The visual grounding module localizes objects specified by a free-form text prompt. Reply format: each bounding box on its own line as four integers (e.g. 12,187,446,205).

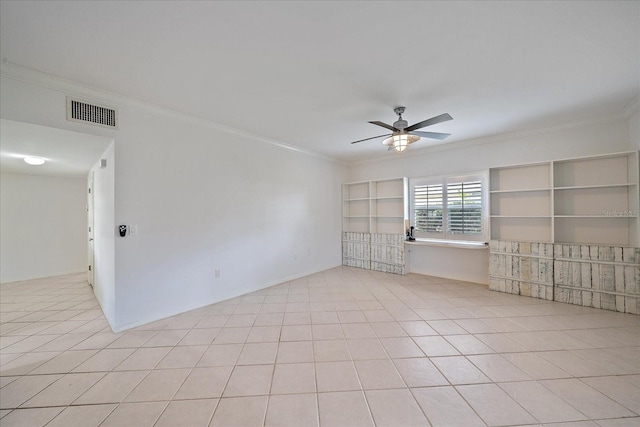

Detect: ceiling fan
350,107,453,153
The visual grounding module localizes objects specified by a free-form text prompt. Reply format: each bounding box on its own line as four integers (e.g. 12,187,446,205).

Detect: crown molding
0,61,345,165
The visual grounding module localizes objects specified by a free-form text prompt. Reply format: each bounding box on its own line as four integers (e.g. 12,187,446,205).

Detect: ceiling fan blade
369,121,399,132
409,131,451,140
349,133,392,144
404,113,453,132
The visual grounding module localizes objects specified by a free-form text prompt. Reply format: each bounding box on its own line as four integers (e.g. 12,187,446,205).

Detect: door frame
87,171,95,287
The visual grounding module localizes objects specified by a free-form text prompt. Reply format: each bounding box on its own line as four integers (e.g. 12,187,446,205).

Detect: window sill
404,239,489,250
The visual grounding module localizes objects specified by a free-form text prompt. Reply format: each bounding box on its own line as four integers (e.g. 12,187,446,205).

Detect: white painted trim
405,239,489,250
0,61,344,165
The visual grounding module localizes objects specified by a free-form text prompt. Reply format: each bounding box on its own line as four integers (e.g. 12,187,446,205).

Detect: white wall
113,108,345,330
348,118,632,284
407,245,489,284
629,106,640,151
90,143,116,325
0,173,87,283
1,68,346,331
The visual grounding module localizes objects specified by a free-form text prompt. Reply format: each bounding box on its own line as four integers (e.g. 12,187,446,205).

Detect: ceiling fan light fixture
352,107,452,152
24,156,46,166
384,133,420,153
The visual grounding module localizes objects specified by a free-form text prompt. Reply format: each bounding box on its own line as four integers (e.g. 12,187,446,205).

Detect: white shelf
554,183,637,190
489,151,639,246
405,239,488,250
490,188,551,194
342,177,408,235
490,191,551,217
371,178,405,199
553,150,637,164
342,181,369,201
555,215,638,218
553,152,637,187
490,217,552,243
554,216,633,246
490,163,551,192
490,161,553,242
491,215,552,218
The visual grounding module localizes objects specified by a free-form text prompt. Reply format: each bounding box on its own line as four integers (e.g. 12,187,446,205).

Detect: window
447,180,483,235
414,183,443,233
410,172,488,242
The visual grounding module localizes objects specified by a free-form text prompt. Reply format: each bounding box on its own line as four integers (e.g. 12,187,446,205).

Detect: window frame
409,171,489,243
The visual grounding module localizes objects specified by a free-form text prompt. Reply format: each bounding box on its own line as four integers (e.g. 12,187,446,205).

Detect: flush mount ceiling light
24,156,46,165
350,107,453,153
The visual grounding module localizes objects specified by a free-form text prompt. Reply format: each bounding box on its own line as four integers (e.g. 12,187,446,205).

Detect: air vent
66,97,118,129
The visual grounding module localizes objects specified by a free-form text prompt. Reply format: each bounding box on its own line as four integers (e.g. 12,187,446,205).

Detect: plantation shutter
414,183,443,233
446,180,483,235
410,173,487,242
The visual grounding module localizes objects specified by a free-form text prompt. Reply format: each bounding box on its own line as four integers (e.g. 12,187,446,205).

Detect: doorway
0,119,113,284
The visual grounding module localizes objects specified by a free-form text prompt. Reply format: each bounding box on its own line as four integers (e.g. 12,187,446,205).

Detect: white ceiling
0,1,638,162
0,120,112,177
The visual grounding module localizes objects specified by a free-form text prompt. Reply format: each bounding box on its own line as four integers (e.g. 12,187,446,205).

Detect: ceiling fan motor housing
393,119,408,131
393,106,407,130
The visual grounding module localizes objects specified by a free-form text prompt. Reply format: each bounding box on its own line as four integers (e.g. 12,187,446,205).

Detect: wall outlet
215,269,220,278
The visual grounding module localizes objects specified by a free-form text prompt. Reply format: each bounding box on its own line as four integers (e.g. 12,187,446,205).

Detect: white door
87,171,94,287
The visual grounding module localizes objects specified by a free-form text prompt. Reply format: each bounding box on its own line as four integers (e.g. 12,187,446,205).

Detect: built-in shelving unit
490,161,553,243
552,152,639,246
342,178,407,274
489,151,639,246
369,178,407,234
342,181,370,234
489,151,639,314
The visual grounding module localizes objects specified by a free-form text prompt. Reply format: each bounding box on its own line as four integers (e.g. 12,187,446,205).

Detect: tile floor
0,267,639,427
